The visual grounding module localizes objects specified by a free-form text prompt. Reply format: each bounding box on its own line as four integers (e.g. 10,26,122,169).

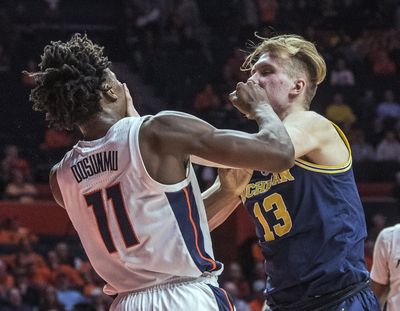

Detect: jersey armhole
53,163,66,209
294,122,352,174
132,117,191,192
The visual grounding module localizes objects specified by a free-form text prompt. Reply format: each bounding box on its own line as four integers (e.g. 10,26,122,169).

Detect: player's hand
123,83,139,117
229,81,270,119
217,168,253,196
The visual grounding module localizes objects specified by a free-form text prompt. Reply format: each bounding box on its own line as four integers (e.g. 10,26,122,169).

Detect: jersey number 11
84,183,140,253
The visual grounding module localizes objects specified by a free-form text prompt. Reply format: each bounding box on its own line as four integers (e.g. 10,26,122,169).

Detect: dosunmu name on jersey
71,151,118,183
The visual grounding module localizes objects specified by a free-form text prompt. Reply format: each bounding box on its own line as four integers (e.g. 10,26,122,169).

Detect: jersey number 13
253,193,293,241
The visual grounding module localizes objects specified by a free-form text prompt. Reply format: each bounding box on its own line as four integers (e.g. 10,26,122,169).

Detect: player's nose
247,73,259,84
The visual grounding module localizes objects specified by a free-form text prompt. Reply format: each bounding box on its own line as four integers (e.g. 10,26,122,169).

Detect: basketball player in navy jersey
212,35,380,310
28,34,294,310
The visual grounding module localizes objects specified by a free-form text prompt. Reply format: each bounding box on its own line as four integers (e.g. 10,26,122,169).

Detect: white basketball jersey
56,116,223,295
371,224,400,311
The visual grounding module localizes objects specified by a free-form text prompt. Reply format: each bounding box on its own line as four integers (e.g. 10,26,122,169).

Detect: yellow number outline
253,193,292,241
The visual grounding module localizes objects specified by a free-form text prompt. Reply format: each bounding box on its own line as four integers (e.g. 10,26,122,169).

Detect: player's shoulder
49,162,62,181
49,161,65,208
284,110,328,124
149,110,197,124
141,111,199,135
284,111,334,133
378,225,400,241
384,224,400,235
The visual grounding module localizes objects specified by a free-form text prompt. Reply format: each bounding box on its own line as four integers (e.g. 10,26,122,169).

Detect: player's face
248,52,294,115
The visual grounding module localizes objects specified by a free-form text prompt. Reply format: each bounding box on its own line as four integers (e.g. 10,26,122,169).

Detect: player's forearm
203,183,241,231
253,104,295,171
190,155,231,168
370,280,389,306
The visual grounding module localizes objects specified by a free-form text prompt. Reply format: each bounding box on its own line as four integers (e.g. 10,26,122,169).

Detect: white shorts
110,276,235,311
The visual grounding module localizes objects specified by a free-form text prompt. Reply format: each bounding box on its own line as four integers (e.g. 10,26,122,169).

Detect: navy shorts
327,287,380,311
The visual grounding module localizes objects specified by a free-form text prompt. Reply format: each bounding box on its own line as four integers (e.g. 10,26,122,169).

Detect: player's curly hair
242,34,326,109
29,33,111,130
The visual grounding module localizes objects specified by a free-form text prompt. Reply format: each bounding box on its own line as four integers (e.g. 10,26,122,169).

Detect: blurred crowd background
0,0,399,310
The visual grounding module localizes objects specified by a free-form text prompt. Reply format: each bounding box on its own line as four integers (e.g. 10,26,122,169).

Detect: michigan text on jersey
244,170,295,199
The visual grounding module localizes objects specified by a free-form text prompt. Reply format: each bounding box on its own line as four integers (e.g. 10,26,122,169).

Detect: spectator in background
225,262,251,301
221,280,250,311
40,128,74,151
54,242,75,267
0,259,14,300
43,0,61,22
174,0,202,36
81,266,108,300
257,0,279,26
54,273,87,311
348,127,375,162
241,0,259,28
4,171,37,203
0,44,10,74
38,286,64,311
369,213,388,242
192,83,221,117
11,238,45,282
372,50,396,77
0,287,32,311
13,270,41,308
371,224,400,310
248,279,268,311
376,89,400,121
375,130,400,162
1,145,31,184
251,261,265,285
223,48,249,89
0,218,34,246
324,92,357,131
90,293,113,311
392,171,400,208
356,89,377,129
46,250,84,288
330,58,355,86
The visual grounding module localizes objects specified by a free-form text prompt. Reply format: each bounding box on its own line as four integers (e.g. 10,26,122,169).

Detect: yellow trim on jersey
294,122,352,174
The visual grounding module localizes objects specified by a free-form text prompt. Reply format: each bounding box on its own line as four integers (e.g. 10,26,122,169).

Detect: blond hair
242,34,326,108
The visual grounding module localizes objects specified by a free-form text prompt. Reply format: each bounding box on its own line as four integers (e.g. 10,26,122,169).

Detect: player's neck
79,114,122,141
280,104,306,120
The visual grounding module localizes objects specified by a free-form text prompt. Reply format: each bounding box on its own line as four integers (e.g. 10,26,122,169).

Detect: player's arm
370,280,389,305
370,229,391,305
49,164,65,208
140,87,294,172
203,168,252,231
141,110,292,171
283,111,349,164
190,156,231,168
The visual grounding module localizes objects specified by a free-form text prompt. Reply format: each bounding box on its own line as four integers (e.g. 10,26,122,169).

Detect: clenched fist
229,80,270,119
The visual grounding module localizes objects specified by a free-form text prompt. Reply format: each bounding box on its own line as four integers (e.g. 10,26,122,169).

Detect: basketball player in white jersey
28,33,294,311
371,224,400,310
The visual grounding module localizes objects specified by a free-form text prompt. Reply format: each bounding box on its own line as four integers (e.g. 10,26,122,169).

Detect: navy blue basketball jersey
242,124,369,309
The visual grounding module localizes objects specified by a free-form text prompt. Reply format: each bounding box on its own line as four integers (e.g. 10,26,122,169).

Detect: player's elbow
284,139,295,165
280,144,295,170
260,140,295,172
274,147,295,172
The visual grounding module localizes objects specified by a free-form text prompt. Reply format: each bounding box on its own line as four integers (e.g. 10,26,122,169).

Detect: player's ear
289,79,305,96
101,83,118,102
